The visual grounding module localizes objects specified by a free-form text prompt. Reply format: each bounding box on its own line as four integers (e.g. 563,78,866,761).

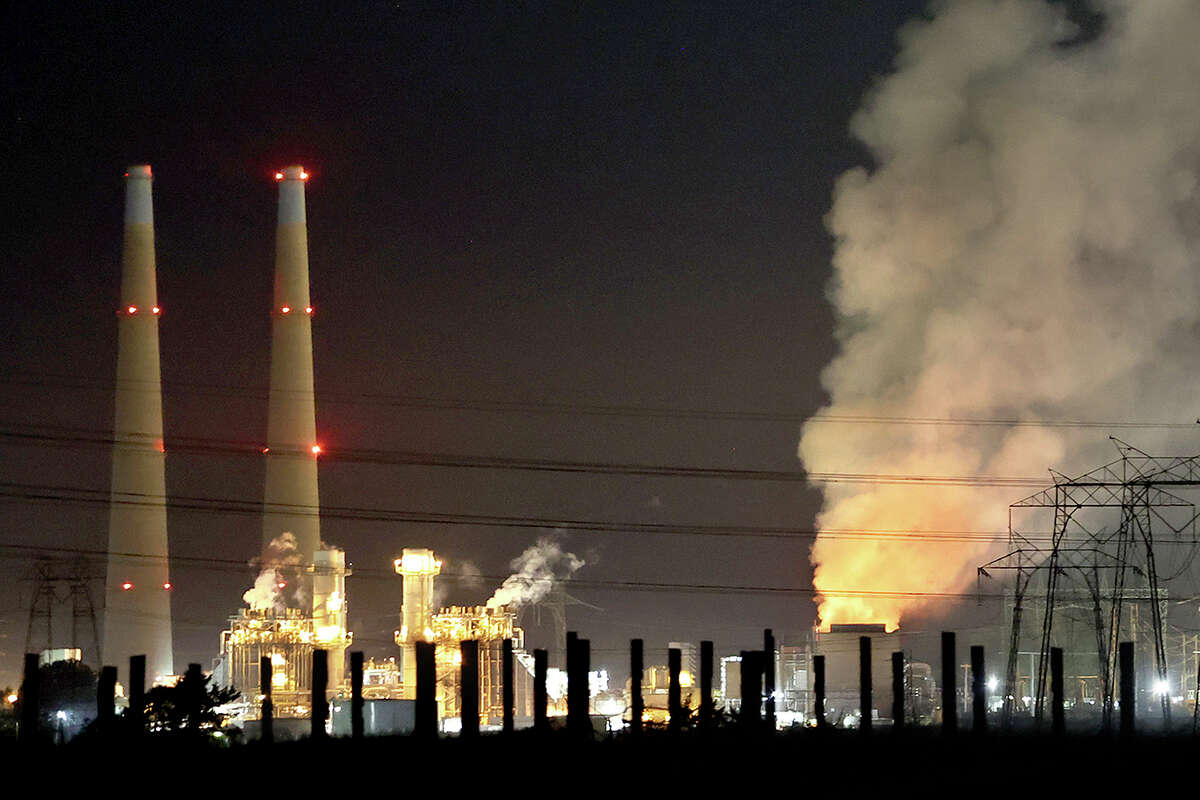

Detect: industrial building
393,548,538,728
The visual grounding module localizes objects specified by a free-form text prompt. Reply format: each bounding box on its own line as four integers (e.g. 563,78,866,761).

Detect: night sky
0,1,934,687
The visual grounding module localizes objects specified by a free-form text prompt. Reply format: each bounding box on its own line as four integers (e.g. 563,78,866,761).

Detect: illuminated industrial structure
395,548,441,697
262,165,322,582
219,547,352,718
394,550,537,726
103,164,174,681
428,605,533,724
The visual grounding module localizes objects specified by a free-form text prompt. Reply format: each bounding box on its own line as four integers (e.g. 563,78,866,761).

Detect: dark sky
0,0,931,686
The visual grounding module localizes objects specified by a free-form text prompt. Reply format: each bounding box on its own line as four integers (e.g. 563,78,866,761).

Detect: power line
0,540,1018,600
0,421,1054,487
0,479,1056,544
3,369,1196,430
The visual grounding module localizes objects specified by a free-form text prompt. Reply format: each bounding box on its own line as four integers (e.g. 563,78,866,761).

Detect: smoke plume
243,532,303,612
800,0,1200,630
486,537,584,610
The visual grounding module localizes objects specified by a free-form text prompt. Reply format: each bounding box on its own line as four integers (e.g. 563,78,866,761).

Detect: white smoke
485,537,584,610
799,0,1200,629
242,532,302,613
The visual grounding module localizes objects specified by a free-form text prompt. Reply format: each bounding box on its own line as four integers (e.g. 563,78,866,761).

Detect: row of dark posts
842,633,1139,736
15,632,1145,744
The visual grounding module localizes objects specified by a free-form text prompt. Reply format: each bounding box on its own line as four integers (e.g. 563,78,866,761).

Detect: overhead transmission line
2,369,1196,429
0,479,1026,543
0,541,1017,601
0,421,1052,487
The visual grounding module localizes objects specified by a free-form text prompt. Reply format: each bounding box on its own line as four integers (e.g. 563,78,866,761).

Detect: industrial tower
102,164,174,681
262,166,321,583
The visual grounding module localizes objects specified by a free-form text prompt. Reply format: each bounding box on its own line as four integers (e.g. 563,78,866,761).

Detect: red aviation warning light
127,305,138,315
152,306,160,315
311,444,322,455
275,172,284,181
305,306,313,315
281,305,292,314
121,581,134,591
162,582,172,590
277,580,287,590
300,170,309,180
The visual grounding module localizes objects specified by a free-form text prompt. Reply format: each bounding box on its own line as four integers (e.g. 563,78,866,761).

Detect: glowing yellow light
680,670,694,688
5,693,17,704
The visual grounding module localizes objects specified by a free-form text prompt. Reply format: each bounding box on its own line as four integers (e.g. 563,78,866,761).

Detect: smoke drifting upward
486,537,584,610
243,532,304,612
800,1,1200,630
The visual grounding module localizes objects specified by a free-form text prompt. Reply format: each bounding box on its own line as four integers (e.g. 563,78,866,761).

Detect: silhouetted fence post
971,645,986,734
128,655,146,734
534,648,548,733
311,649,328,739
568,637,591,737
19,653,40,745
892,651,905,730
740,650,762,726
859,636,872,733
700,640,713,731
566,631,583,734
764,628,776,730
1050,647,1064,735
814,654,826,729
1119,641,1134,737
460,639,479,737
502,638,514,734
415,641,437,738
668,647,682,733
941,632,957,734
260,655,274,743
184,663,203,732
351,650,364,739
630,639,643,734
97,665,117,726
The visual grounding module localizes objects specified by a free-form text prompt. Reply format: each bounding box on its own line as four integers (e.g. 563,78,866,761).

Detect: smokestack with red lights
103,164,174,680
262,166,321,581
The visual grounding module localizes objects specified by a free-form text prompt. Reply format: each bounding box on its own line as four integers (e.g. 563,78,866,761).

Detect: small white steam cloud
485,537,584,610
243,532,302,613
800,0,1200,629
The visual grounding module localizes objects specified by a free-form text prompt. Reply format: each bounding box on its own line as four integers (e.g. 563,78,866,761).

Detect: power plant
79,165,1200,740
102,164,174,683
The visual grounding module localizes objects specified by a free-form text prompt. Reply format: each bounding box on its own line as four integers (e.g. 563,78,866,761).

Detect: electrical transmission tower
23,558,101,666
979,439,1200,730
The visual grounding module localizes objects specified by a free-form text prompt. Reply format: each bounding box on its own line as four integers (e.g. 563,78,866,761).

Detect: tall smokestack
103,164,173,680
262,165,320,583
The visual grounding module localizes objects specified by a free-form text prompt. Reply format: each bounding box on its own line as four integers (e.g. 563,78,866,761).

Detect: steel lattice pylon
979,439,1200,730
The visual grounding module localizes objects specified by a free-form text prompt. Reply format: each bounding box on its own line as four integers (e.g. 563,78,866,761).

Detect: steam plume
486,537,584,610
243,532,303,612
800,0,1200,630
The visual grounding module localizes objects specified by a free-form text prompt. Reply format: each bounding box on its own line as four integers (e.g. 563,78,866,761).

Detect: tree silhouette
142,666,239,737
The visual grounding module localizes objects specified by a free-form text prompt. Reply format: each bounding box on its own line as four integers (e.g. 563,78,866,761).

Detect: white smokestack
103,164,174,679
262,166,321,602
799,1,1200,629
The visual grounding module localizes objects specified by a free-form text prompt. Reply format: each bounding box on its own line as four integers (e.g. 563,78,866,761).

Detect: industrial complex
44,165,1183,738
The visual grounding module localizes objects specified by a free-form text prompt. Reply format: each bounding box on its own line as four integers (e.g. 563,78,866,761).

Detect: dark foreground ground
3,727,1192,793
